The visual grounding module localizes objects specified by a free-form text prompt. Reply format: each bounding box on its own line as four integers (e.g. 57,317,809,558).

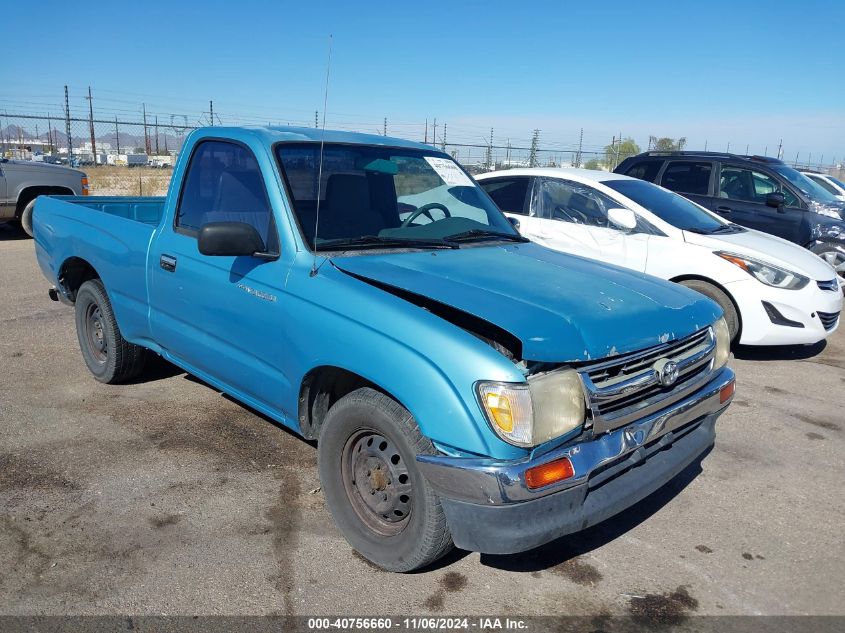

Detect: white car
800,171,845,202
477,168,842,346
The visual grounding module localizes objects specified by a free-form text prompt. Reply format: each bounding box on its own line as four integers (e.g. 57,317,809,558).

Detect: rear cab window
660,161,713,196
176,140,278,250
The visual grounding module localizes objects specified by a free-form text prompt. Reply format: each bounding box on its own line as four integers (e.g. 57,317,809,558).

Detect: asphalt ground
1,223,843,620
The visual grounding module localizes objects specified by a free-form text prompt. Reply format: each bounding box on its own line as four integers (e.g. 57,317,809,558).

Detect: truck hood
683,227,838,280
333,242,721,363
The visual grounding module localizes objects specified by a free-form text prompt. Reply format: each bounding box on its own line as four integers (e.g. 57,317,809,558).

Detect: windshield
604,179,729,234
276,143,518,250
771,165,840,204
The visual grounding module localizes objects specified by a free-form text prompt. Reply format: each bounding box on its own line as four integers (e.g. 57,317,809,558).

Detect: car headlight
713,316,730,369
715,252,809,290
477,370,586,447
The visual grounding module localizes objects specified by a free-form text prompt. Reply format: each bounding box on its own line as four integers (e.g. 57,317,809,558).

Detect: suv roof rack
636,150,784,165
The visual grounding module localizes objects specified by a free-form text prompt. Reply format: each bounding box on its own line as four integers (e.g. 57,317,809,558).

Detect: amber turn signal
720,380,735,404
525,457,575,490
81,177,90,196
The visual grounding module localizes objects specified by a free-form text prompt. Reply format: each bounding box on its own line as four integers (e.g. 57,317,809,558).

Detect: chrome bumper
417,366,735,505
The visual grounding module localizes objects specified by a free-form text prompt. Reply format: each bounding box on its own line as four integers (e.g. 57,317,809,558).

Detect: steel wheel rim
341,429,413,536
85,303,107,363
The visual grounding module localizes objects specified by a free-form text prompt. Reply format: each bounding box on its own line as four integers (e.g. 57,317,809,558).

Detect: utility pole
142,103,150,154
745,144,749,155
210,101,214,127
795,151,799,166
64,86,72,164
575,127,583,167
424,118,428,144
529,129,540,168
114,116,120,155
315,110,318,128
704,140,708,151
506,139,511,166
726,142,730,152
441,123,447,151
86,86,97,165
777,139,783,159
47,114,53,153
485,128,494,170
155,115,160,155
383,117,387,136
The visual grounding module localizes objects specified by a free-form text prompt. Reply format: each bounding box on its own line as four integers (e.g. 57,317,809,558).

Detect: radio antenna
310,34,333,277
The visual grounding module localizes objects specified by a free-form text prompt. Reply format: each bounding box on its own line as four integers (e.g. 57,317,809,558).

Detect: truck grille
816,279,839,292
579,327,716,434
818,311,840,331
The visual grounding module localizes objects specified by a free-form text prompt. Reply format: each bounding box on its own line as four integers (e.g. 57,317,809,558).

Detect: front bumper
417,367,735,554
726,277,842,346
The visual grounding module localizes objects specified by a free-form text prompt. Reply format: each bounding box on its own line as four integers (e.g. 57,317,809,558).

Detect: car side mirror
765,192,786,210
507,216,521,232
198,222,274,258
607,207,637,230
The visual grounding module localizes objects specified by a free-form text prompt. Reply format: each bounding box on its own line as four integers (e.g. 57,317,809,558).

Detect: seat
321,174,385,239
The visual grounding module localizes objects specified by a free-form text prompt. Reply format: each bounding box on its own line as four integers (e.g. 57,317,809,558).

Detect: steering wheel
401,202,452,227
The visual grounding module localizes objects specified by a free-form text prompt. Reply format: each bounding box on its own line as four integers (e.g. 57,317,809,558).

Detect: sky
2,0,844,163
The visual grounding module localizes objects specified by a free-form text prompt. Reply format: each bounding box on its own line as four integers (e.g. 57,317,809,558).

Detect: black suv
615,151,845,280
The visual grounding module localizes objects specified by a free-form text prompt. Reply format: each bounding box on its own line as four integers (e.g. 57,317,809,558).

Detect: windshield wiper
315,235,458,251
709,223,744,234
444,229,529,244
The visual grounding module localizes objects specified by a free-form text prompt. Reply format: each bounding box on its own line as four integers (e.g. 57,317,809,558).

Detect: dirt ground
0,225,843,621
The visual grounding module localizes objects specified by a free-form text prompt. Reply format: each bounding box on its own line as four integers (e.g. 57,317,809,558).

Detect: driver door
528,177,648,271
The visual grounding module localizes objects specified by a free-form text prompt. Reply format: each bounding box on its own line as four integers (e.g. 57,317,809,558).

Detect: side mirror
198,222,270,258
607,207,637,230
765,192,786,210
507,216,521,232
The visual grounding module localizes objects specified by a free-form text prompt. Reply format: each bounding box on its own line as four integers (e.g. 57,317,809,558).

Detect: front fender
281,257,529,460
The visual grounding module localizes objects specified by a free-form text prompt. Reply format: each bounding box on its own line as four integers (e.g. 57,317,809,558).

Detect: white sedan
800,171,845,202
477,168,842,346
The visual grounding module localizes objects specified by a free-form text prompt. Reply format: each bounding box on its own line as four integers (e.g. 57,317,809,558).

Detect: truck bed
33,195,168,349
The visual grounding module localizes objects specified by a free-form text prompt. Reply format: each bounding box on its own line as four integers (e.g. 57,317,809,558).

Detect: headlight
713,316,730,369
477,369,586,447
715,252,809,290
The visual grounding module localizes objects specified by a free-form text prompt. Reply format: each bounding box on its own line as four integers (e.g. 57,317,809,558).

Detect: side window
479,178,530,215
720,166,798,207
660,161,712,195
624,159,663,182
534,178,620,228
176,140,276,248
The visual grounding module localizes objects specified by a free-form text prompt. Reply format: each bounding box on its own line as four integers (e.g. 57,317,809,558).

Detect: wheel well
298,366,384,440
16,186,74,218
670,274,743,337
58,257,100,302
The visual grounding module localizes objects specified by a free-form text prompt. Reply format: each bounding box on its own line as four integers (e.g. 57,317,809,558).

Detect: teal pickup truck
34,126,735,571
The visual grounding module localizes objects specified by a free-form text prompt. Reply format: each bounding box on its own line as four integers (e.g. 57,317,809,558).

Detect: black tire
317,387,453,572
74,279,147,383
20,199,35,237
679,279,740,342
809,242,845,282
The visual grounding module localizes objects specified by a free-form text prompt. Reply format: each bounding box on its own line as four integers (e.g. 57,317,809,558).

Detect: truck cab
33,126,735,571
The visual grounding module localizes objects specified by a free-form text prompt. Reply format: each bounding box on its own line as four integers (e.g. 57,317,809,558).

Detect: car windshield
603,178,730,234
771,165,840,204
275,143,520,251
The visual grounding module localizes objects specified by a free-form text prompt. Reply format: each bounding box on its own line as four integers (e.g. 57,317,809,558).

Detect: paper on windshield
424,157,474,187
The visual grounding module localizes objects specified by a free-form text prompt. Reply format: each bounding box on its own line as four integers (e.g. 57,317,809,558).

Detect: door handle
715,206,732,214
160,254,177,272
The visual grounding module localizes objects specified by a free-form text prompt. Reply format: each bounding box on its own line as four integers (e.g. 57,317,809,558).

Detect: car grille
818,311,840,331
579,327,716,434
817,279,839,292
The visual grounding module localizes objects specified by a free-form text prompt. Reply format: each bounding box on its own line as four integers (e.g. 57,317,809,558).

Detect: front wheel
317,387,453,572
74,279,147,383
810,242,845,282
20,199,35,237
678,279,740,342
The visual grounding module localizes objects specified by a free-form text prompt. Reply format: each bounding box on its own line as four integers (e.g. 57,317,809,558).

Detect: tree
584,158,601,170
604,138,640,168
649,136,686,151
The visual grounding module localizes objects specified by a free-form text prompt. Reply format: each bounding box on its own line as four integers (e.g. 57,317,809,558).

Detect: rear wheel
317,387,453,572
20,199,35,237
810,242,845,283
74,279,147,383
678,279,740,342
